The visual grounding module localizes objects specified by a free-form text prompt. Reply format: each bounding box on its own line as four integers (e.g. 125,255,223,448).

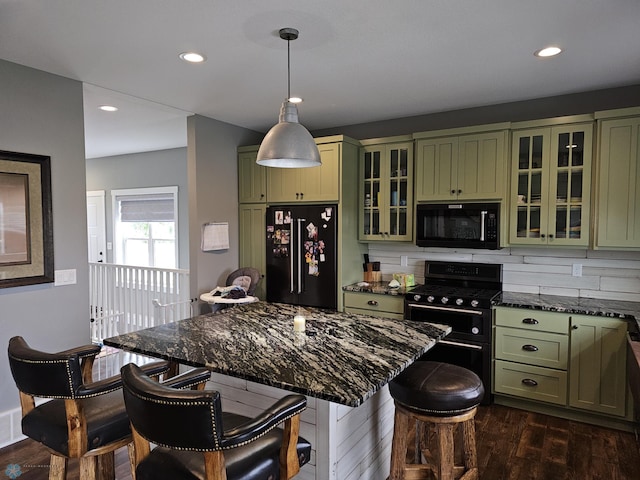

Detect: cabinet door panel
596,117,640,248
238,204,266,299
415,138,458,201
569,315,627,416
458,132,505,200
299,143,340,202
267,167,299,202
238,150,266,203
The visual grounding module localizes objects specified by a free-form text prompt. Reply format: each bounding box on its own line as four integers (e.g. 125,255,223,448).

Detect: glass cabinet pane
390,149,398,177
557,171,568,202
518,137,530,169
555,206,568,238
570,171,582,202
532,136,544,168
569,207,582,238
571,132,584,166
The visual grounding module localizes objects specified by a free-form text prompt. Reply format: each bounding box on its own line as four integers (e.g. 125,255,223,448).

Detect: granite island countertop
103,301,450,407
496,292,640,331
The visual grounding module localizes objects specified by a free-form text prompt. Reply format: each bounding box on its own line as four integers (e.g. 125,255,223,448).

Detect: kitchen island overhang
103,301,451,407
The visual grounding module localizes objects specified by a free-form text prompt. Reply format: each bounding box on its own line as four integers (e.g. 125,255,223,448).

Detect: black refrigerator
265,204,338,309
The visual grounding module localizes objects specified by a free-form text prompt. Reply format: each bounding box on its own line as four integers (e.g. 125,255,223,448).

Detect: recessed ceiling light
99,105,118,112
179,52,206,63
288,96,303,104
534,46,563,58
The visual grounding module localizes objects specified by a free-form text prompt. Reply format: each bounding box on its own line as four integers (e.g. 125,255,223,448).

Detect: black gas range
404,260,503,405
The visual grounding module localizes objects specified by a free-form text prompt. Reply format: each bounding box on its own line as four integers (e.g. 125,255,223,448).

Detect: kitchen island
104,301,450,480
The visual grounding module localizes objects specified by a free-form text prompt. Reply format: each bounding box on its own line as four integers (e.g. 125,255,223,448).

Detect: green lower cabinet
569,314,628,417
494,307,629,422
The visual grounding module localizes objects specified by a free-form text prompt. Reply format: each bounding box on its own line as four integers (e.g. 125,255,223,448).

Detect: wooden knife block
364,268,381,283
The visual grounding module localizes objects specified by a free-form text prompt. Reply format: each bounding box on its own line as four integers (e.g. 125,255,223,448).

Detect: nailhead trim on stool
388,361,484,480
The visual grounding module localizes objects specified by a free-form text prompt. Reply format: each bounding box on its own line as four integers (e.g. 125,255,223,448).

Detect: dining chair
7,336,170,480
121,362,312,480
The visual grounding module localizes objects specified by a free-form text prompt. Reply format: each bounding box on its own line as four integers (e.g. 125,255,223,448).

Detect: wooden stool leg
390,408,410,479
79,456,98,480
461,418,478,479
435,423,456,480
49,454,67,480
96,452,115,480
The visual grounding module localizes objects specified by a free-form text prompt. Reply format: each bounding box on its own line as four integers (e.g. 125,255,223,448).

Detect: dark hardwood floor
2,403,638,479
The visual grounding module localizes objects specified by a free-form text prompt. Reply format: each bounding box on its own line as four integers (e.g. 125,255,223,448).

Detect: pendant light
256,28,321,168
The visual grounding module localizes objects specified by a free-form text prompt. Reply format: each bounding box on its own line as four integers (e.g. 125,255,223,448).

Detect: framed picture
0,150,54,288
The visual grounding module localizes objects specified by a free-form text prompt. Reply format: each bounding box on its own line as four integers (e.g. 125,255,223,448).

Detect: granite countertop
103,301,450,407
496,292,640,331
343,281,414,296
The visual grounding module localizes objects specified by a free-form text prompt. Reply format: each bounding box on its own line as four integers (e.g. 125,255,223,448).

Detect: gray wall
0,60,89,412
312,84,640,139
86,147,189,268
187,115,262,313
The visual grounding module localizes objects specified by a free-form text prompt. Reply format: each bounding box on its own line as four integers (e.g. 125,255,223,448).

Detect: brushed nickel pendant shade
256,28,321,168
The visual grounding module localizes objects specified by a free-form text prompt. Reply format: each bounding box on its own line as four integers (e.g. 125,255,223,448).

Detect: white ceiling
1,0,639,159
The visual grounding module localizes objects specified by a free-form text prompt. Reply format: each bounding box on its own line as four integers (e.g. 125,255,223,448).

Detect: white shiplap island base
103,301,450,480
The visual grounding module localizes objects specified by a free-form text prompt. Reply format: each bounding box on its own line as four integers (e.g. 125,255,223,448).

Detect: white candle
293,315,306,332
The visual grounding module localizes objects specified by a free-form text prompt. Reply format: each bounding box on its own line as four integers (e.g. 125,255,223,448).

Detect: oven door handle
438,339,484,351
407,303,484,316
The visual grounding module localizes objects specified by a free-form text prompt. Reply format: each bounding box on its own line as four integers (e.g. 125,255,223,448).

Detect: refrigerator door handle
297,218,305,294
290,218,295,294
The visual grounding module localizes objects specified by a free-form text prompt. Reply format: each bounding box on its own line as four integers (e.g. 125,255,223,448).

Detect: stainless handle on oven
438,339,483,351
480,210,487,241
290,219,295,294
297,218,305,294
407,303,484,316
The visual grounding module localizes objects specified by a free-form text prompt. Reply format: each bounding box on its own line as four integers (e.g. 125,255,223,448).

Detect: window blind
117,194,174,222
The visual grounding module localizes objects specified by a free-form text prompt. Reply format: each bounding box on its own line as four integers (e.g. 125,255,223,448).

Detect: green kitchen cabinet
509,116,593,246
494,306,629,421
594,108,640,250
414,125,509,202
266,140,341,203
238,204,266,300
238,147,266,204
359,136,414,242
569,314,628,417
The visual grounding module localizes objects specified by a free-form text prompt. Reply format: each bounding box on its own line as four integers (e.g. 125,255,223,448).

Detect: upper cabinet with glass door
509,116,593,246
359,137,413,242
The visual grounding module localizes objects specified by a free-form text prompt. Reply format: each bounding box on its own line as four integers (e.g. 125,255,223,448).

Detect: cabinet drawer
344,306,405,320
495,326,568,369
494,360,567,406
344,292,404,315
494,307,569,334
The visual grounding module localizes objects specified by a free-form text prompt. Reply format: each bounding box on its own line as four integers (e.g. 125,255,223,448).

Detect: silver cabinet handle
522,344,539,352
367,300,378,306
522,378,538,387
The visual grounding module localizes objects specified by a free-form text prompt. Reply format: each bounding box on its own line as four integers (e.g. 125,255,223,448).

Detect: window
112,187,178,268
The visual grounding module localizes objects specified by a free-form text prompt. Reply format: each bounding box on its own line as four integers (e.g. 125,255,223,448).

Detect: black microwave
416,202,500,249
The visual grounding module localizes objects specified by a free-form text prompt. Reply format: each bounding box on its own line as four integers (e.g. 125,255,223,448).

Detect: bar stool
388,361,484,480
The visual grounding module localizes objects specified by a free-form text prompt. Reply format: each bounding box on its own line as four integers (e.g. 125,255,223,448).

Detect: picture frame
0,150,54,288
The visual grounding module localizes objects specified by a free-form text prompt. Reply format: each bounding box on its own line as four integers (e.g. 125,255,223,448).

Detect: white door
87,190,106,263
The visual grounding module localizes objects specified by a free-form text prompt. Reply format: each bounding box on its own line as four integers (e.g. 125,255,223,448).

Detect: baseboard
0,406,26,448
494,394,636,433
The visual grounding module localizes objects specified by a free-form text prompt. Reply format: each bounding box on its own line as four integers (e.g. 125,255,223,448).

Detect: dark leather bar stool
388,361,484,480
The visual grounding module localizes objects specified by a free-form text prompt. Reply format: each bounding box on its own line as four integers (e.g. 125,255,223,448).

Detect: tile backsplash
367,244,640,302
